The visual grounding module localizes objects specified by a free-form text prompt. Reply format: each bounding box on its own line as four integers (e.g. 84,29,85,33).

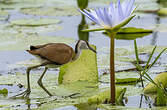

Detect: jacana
13,40,96,98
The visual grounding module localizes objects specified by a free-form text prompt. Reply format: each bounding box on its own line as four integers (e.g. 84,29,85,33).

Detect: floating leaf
155,86,167,106
10,18,61,26
158,8,167,16
0,33,75,50
9,24,62,34
116,33,151,40
20,6,80,16
59,45,98,84
144,72,167,94
117,27,153,34
0,0,43,10
0,10,9,15
116,78,141,85
102,27,152,40
87,87,126,105
0,88,8,95
99,74,140,85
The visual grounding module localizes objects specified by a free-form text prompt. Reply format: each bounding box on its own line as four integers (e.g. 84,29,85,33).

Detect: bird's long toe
11,89,31,98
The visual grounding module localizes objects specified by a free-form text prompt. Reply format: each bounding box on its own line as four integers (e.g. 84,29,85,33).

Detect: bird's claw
11,89,31,98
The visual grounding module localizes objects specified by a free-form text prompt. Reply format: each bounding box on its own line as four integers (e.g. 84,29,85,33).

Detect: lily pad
118,27,152,34
116,33,151,40
103,27,152,40
144,72,167,94
20,6,80,16
0,10,9,21
156,87,167,106
0,33,75,51
158,8,167,16
58,45,98,84
0,88,8,95
88,87,126,105
9,24,62,34
116,78,141,85
10,18,61,26
0,0,44,9
0,10,9,15
99,73,141,85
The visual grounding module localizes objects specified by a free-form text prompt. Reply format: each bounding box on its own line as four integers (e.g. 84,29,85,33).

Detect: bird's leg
37,67,53,96
12,65,41,98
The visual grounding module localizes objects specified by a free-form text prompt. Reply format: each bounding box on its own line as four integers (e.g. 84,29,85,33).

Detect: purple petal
109,2,114,11
103,8,113,27
95,8,105,23
126,0,135,17
121,0,128,14
117,0,124,20
78,9,99,24
109,2,116,23
99,8,110,26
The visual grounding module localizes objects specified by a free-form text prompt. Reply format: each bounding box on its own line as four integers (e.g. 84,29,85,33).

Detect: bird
13,40,96,98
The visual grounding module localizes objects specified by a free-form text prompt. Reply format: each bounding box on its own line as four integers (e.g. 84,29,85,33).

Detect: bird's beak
88,46,97,53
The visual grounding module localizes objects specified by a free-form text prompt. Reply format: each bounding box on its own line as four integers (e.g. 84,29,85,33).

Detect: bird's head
75,40,96,53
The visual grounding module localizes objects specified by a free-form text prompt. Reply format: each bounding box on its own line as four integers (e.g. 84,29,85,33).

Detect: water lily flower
79,0,136,30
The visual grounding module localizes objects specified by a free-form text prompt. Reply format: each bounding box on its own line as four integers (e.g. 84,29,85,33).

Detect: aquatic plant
77,0,88,10
134,40,167,106
79,0,136,104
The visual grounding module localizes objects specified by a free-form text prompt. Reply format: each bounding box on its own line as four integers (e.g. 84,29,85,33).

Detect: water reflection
75,103,98,110
77,0,89,41
77,0,88,10
125,94,153,108
139,94,152,108
151,15,160,46
25,98,31,110
78,15,89,41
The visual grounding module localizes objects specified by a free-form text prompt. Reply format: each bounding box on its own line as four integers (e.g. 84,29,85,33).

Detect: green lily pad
156,87,167,106
88,87,126,105
136,0,159,11
118,27,153,34
116,78,141,85
116,33,151,40
20,6,80,16
9,24,62,34
0,10,9,21
10,18,61,26
102,27,152,40
0,10,9,15
0,33,75,50
58,45,98,84
99,45,167,57
0,1,43,10
0,88,8,95
144,72,167,94
158,8,167,16
99,74,140,85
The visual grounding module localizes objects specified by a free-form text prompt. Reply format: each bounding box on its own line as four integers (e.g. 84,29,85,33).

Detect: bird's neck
73,46,82,61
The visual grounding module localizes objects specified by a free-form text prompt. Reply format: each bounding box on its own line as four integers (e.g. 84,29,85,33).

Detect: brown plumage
26,43,75,65
12,40,96,98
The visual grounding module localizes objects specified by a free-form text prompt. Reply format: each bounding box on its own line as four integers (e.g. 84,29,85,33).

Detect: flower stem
108,32,116,104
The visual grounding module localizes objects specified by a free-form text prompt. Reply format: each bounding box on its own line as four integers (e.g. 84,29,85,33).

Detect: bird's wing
29,43,55,50
27,43,75,64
